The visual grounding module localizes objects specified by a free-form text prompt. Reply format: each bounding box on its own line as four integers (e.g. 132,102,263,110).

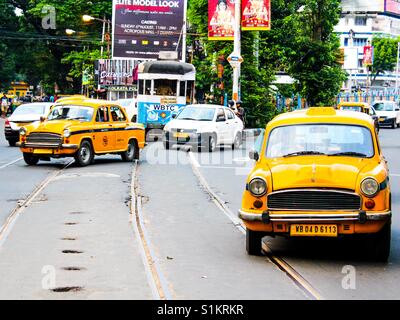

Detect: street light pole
231,0,241,102
396,42,400,94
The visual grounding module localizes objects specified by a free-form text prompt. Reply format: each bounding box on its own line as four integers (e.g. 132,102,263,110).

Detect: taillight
5,119,10,127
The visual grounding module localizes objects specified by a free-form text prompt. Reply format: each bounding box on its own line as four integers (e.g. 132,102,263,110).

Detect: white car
163,104,244,152
4,102,53,146
116,98,137,122
373,100,400,128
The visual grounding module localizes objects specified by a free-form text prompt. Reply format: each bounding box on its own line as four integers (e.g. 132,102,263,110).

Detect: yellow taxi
17,98,145,166
239,107,391,261
338,101,379,132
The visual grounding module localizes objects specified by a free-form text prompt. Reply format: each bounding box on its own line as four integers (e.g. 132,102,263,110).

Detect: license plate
174,132,189,138
290,224,338,237
33,148,52,154
379,118,385,122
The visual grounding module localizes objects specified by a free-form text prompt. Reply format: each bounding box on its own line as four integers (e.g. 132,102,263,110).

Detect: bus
137,60,196,132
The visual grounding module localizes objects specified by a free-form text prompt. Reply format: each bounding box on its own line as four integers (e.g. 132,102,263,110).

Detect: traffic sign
227,53,244,68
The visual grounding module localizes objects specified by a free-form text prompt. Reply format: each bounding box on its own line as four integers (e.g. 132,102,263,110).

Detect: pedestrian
236,100,245,125
50,95,55,103
1,94,9,118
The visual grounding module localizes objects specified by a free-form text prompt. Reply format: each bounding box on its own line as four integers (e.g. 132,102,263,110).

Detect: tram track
187,150,324,301
0,160,74,249
130,160,174,300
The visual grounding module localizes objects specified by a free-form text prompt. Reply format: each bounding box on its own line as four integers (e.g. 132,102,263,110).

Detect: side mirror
40,116,46,122
172,113,177,119
249,150,259,161
396,108,400,111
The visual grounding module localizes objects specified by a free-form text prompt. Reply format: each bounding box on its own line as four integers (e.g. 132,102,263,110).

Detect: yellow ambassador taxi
239,107,391,261
17,98,145,167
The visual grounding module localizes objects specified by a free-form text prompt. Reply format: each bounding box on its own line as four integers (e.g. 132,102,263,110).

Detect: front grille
26,132,62,146
267,190,361,211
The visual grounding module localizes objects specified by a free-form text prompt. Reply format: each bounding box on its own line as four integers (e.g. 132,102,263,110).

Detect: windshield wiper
329,152,367,158
198,119,212,121
67,117,87,121
283,151,326,157
178,117,196,120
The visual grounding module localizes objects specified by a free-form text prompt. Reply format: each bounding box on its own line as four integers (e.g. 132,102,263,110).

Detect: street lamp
65,29,76,35
82,14,111,58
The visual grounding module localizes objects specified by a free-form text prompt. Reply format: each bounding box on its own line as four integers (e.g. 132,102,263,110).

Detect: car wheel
392,119,396,129
121,140,138,162
368,221,391,262
8,139,17,147
163,140,170,150
232,132,242,150
23,153,39,166
246,228,264,256
74,140,94,167
208,134,217,153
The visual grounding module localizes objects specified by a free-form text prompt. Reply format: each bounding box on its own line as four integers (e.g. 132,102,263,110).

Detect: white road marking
54,172,121,180
188,151,200,168
0,157,23,170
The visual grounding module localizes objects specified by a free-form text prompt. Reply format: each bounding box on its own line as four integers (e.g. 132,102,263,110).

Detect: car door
215,108,228,144
224,108,238,144
110,105,129,150
395,102,400,124
94,106,115,152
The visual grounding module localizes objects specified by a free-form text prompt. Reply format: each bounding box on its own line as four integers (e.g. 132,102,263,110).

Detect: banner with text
95,59,142,87
208,0,235,40
112,0,185,60
241,0,271,31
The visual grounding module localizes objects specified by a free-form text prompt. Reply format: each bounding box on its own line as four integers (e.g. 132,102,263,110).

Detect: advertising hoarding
363,45,374,66
241,0,271,31
341,0,384,12
208,0,236,40
112,0,186,60
95,59,141,87
385,0,400,15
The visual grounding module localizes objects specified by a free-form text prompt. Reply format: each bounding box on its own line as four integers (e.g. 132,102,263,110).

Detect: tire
207,134,217,153
397,121,400,128
74,140,94,167
246,228,264,256
163,140,170,150
23,153,39,166
8,139,17,147
232,132,242,150
121,140,139,162
368,221,391,262
392,119,396,129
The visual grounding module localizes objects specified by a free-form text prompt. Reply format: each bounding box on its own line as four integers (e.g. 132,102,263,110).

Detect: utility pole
228,0,242,102
396,42,400,94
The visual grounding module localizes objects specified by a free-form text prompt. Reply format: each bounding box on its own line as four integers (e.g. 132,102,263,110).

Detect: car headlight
19,127,27,136
361,178,379,197
248,178,267,197
63,129,71,138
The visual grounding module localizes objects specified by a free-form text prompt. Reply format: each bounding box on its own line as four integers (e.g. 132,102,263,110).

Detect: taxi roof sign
306,107,337,116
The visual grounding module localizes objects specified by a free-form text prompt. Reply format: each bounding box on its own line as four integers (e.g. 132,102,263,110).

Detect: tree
371,36,400,84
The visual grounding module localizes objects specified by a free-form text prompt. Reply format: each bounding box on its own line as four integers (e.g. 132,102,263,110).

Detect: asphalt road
0,118,399,300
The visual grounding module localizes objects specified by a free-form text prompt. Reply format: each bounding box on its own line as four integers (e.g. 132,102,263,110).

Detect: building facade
335,0,400,91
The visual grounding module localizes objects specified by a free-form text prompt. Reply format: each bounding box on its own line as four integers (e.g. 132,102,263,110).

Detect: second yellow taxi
17,98,145,166
239,107,391,261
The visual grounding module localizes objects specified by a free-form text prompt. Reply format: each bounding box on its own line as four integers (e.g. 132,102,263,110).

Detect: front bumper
238,210,392,223
378,117,395,125
17,142,79,150
164,132,210,146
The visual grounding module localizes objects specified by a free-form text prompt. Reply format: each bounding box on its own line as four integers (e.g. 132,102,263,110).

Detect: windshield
12,104,47,116
266,124,374,158
47,105,94,122
373,102,394,111
176,107,216,121
340,106,362,112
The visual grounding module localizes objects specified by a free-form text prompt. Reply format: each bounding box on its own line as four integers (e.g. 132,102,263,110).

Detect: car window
110,106,127,122
176,107,215,121
48,105,94,122
12,104,46,116
226,109,235,120
374,102,394,111
370,108,376,116
96,106,109,122
217,109,226,121
266,124,374,158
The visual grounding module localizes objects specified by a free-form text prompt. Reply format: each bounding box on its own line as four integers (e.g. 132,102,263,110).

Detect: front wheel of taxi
23,153,39,166
121,140,139,162
74,140,94,167
368,221,391,262
246,228,265,256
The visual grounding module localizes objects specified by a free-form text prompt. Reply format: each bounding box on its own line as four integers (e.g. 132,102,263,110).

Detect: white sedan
163,104,244,152
373,100,400,128
116,98,137,122
4,103,53,146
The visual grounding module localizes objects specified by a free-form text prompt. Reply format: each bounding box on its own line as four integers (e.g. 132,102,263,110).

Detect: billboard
241,0,271,31
208,0,235,40
341,0,384,12
385,0,400,15
112,0,186,60
95,59,141,87
363,45,374,66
